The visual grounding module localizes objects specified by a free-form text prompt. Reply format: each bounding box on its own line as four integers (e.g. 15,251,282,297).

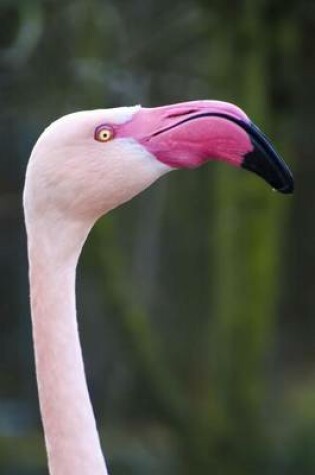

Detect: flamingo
23,100,293,475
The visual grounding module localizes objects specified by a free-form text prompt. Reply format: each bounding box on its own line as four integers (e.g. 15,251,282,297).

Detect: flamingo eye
94,125,114,142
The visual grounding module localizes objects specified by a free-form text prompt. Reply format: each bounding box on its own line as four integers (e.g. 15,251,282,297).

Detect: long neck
27,218,109,475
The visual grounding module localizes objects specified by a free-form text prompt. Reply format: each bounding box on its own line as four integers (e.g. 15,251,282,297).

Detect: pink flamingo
23,100,293,475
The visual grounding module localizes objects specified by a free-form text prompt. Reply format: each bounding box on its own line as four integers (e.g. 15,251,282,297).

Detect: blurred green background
0,0,314,474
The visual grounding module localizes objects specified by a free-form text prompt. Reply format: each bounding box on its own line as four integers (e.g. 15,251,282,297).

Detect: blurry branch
92,217,192,434
91,205,231,473
116,4,206,65
71,59,151,105
131,184,168,311
69,0,207,100
1,1,43,68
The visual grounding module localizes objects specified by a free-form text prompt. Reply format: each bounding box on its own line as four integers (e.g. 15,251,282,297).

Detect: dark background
0,0,314,474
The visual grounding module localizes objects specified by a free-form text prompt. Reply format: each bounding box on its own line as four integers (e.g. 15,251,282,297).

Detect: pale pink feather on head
24,105,171,225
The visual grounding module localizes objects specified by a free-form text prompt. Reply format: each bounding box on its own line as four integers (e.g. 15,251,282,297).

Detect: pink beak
119,100,294,193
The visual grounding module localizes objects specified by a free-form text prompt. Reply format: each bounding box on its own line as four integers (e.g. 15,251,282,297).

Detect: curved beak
119,101,294,194
240,121,294,193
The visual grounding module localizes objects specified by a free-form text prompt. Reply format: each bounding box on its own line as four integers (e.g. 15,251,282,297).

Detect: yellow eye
94,125,114,142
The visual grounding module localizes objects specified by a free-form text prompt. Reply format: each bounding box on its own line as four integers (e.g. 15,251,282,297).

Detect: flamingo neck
27,218,109,475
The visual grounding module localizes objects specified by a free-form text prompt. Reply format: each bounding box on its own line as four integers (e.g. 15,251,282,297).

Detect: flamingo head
24,100,293,224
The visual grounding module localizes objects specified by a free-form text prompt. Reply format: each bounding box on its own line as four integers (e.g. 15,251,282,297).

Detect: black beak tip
242,148,294,194
241,122,294,195
277,176,294,194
